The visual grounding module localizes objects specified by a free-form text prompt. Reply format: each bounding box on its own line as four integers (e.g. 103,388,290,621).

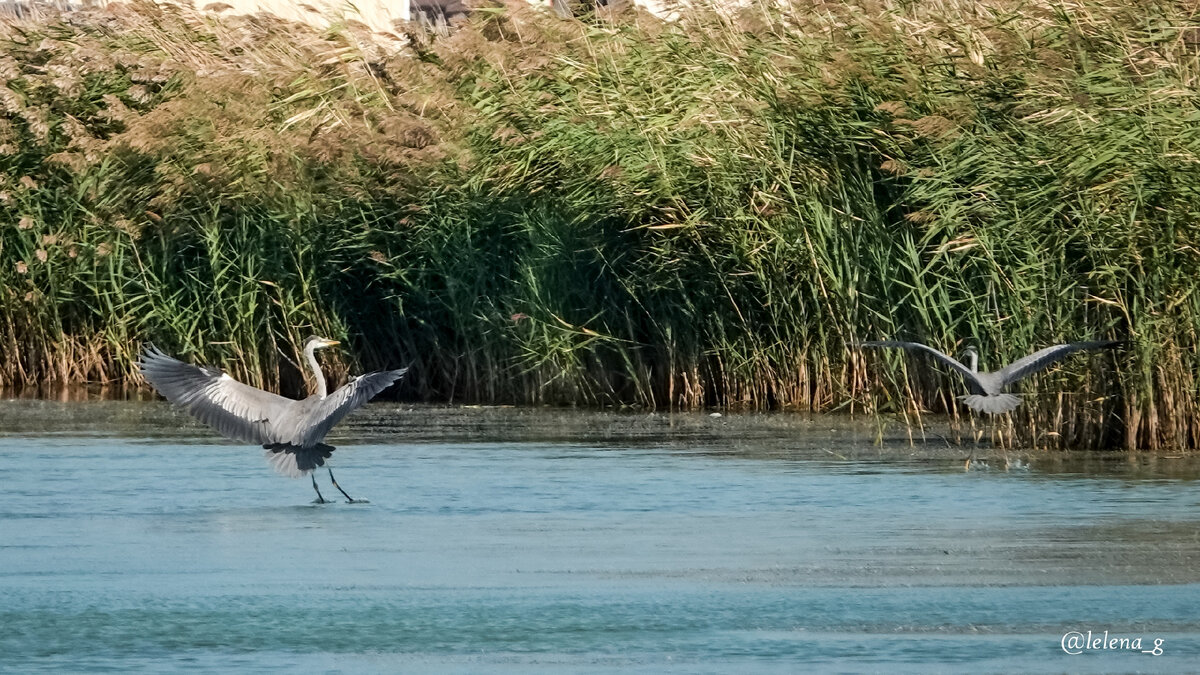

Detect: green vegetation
1,0,1198,448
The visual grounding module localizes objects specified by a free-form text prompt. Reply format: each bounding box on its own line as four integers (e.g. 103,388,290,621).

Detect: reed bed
1,0,1197,448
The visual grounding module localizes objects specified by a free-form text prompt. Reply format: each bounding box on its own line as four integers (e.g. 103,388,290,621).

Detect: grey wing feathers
137,345,294,445
859,340,985,394
997,341,1119,385
295,367,409,448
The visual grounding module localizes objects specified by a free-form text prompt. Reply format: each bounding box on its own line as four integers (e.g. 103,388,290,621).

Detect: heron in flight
137,336,408,503
860,340,1119,414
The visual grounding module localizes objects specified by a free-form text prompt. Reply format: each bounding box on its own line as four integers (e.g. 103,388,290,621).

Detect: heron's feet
327,468,365,503
311,474,329,504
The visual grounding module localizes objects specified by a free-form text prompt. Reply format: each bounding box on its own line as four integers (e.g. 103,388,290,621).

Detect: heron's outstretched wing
997,341,1119,386
137,345,295,445
294,368,409,448
859,340,986,394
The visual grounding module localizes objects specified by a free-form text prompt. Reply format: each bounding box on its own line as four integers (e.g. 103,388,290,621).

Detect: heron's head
962,346,979,372
303,335,340,351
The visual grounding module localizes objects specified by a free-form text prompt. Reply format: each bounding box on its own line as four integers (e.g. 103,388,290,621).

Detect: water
1,401,1198,673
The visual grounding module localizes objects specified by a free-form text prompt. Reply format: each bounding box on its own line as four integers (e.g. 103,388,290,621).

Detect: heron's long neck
304,345,327,399
968,351,978,373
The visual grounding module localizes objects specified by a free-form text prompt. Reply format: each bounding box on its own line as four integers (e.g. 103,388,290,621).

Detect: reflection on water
1,401,1198,672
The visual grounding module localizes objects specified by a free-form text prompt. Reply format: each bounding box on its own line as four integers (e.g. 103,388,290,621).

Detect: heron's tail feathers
263,443,335,478
959,393,1022,415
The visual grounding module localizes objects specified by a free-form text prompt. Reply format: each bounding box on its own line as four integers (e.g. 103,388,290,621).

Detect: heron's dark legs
329,468,367,503
311,474,328,504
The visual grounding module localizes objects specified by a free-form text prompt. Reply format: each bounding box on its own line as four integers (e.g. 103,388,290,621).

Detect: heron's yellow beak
325,339,341,346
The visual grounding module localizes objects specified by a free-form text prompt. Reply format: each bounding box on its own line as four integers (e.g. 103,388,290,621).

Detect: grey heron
860,340,1119,414
137,336,409,503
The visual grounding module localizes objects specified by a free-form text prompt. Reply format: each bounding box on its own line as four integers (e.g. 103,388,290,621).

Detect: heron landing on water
859,340,1119,414
137,336,409,503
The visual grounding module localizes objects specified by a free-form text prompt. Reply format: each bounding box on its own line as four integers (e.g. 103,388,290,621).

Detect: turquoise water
1,402,1198,673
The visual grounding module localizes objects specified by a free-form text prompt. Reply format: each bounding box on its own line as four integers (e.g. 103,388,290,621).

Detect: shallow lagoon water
1,401,1199,673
